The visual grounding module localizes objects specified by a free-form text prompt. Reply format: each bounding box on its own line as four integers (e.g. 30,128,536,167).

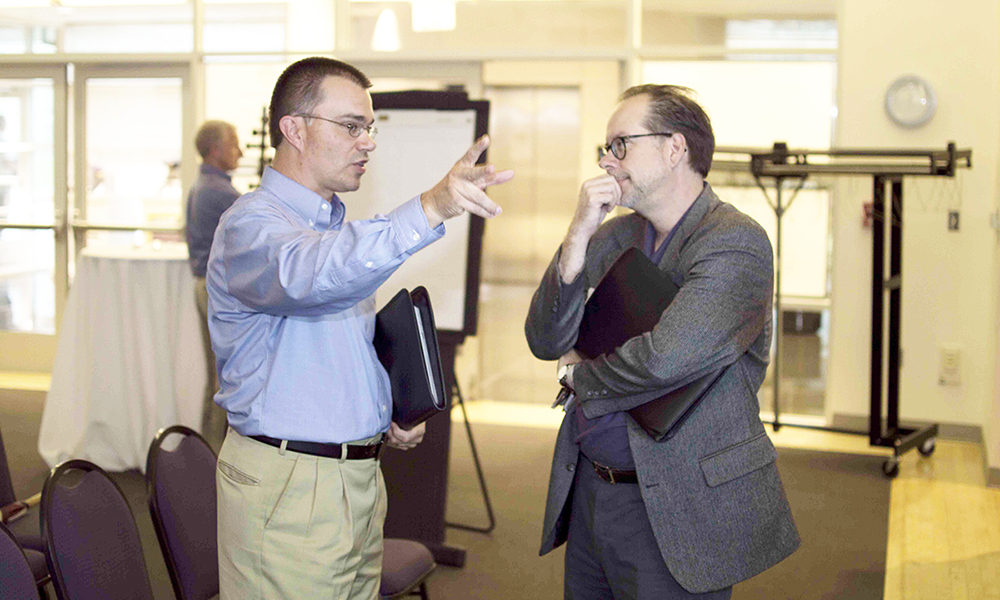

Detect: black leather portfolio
374,287,449,430
575,247,723,441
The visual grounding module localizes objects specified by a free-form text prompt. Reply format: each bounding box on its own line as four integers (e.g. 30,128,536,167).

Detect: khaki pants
217,428,387,600
194,276,228,447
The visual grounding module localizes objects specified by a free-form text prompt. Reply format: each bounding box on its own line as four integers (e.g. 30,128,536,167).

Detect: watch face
885,75,937,128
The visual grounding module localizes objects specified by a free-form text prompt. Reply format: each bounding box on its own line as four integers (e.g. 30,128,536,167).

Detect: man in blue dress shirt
207,57,512,600
186,119,243,447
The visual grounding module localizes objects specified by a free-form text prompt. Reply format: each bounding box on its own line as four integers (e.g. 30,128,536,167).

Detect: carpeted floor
2,391,888,600
438,422,889,600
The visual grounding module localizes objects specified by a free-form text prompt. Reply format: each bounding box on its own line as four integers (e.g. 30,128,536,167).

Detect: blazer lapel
658,182,718,275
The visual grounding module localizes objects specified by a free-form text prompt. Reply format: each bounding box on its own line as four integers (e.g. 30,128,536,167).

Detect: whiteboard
339,106,481,334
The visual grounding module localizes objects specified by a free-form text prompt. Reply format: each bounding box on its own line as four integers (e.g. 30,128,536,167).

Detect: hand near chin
558,175,621,283
570,174,622,240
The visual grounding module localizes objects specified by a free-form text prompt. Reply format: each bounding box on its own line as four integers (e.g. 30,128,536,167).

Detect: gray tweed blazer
525,182,800,594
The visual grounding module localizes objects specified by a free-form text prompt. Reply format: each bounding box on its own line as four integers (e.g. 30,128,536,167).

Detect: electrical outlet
948,210,960,231
939,345,961,386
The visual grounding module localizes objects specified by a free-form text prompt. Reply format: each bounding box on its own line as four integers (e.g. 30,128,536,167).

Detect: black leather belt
250,435,383,460
592,460,639,484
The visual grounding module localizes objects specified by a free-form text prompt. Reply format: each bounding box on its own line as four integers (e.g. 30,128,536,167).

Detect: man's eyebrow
335,113,372,124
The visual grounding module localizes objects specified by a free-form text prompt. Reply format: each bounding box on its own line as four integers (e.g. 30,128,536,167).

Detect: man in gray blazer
525,84,799,599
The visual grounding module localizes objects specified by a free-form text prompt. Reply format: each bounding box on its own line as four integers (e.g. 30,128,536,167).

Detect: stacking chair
146,425,436,600
380,538,435,599
41,460,155,600
0,520,41,600
145,425,219,600
0,426,50,596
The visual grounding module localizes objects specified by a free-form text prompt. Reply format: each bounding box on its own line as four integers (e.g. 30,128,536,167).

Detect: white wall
832,0,1000,461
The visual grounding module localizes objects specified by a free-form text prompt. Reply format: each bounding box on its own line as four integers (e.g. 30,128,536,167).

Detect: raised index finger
458,135,491,168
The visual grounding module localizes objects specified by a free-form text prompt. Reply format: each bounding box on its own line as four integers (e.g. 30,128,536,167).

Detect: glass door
72,63,192,251
0,64,67,371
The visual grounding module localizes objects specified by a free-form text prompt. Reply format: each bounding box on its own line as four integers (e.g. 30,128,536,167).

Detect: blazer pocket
698,432,777,488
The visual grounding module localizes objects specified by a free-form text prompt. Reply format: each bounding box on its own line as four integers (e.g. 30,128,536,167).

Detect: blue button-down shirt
206,166,444,444
186,164,240,278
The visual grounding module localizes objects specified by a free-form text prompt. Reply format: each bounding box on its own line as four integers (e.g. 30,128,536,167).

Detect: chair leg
418,581,428,600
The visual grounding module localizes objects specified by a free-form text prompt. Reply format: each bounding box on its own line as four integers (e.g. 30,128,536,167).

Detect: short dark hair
620,84,714,177
268,57,372,149
194,120,235,160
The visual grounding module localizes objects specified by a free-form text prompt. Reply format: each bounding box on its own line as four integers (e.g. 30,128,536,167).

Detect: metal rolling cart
714,142,972,477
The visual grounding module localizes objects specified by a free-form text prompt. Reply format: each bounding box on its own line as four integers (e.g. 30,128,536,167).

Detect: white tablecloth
39,242,207,471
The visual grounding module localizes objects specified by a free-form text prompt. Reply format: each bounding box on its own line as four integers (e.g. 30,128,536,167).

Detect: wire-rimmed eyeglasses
294,114,378,140
597,132,674,161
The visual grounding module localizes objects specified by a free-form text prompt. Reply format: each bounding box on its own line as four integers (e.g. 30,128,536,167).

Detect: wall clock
884,75,937,128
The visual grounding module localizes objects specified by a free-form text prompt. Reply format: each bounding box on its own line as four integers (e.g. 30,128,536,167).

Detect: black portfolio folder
575,248,724,441
374,287,450,430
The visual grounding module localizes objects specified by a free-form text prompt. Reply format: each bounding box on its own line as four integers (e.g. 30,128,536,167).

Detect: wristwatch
557,363,572,389
553,364,575,409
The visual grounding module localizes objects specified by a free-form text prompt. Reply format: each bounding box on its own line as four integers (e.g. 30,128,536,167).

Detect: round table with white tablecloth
38,242,208,472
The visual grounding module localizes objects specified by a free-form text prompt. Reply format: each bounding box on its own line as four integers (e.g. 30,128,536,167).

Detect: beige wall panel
350,2,627,52
834,0,1000,465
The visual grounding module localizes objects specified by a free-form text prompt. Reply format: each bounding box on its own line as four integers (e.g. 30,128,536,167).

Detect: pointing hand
420,135,515,228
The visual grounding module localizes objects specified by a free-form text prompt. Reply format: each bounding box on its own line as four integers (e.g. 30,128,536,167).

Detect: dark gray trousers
564,454,733,600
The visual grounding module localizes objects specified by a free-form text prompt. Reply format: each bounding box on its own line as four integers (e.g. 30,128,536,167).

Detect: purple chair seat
379,538,436,599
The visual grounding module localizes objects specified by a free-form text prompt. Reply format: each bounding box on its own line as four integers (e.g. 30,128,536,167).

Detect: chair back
145,425,219,600
0,521,39,600
41,460,154,600
0,426,17,507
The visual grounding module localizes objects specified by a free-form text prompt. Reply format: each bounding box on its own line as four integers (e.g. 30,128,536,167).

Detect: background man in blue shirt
186,119,243,447
208,57,512,600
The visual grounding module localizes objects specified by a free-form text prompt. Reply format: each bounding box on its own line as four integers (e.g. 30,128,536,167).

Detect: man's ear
279,115,306,153
666,133,687,169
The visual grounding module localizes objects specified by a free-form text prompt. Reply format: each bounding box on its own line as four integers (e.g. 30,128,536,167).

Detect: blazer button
566,463,575,472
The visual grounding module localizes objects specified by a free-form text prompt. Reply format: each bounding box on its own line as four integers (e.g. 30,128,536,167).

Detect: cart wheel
918,438,936,457
882,458,900,478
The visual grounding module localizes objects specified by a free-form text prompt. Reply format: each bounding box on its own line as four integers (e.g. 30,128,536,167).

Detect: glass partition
82,77,182,227
642,58,835,419
0,228,55,333
0,77,55,222
0,75,57,334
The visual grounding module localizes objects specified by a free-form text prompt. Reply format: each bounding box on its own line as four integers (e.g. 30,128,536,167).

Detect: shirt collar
644,188,699,258
259,166,345,230
200,163,232,181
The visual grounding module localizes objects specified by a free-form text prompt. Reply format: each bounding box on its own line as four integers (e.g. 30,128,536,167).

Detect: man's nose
598,153,615,171
358,134,376,151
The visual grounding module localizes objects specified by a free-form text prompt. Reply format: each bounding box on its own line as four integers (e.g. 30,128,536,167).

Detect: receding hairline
301,75,375,121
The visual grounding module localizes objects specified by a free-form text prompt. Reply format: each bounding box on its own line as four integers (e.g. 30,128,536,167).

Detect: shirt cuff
390,195,445,251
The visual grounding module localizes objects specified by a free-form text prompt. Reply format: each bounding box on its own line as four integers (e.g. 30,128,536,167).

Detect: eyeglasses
294,114,378,139
597,132,674,161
